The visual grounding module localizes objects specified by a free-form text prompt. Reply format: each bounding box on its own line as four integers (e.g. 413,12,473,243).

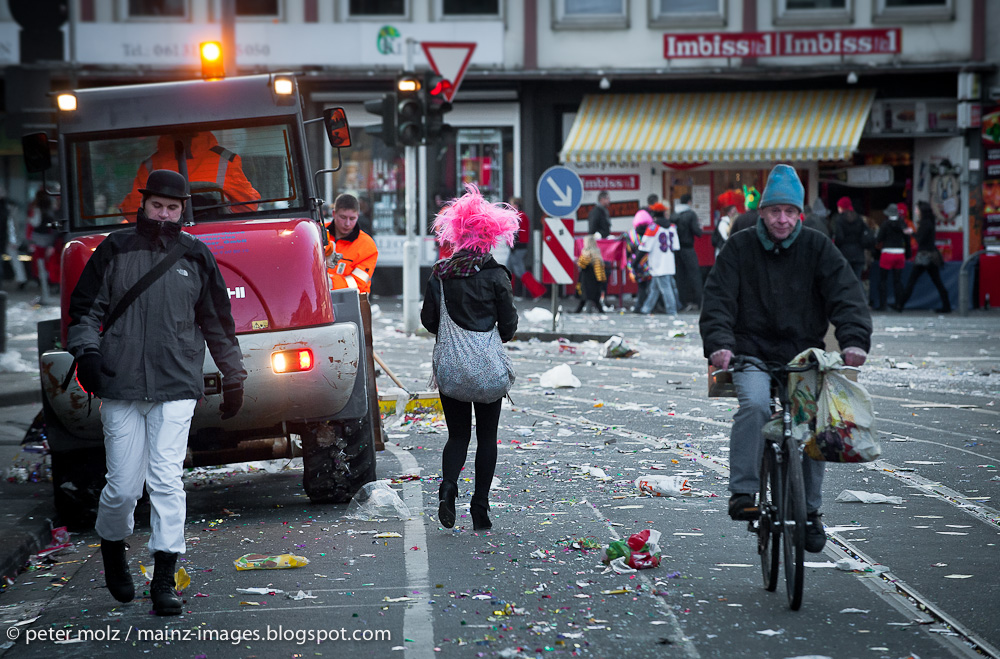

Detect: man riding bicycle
699,164,873,553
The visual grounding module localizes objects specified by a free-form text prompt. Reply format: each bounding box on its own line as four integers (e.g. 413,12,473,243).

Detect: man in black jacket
68,170,246,615
699,164,872,554
671,193,703,311
587,191,611,238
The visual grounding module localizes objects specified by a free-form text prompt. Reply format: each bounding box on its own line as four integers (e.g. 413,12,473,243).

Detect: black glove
220,382,244,420
76,351,105,394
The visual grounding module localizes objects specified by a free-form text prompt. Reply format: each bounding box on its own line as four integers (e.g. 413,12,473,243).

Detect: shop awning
560,89,875,164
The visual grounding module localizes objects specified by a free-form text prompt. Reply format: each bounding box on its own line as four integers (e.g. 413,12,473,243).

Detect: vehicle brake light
271,348,314,374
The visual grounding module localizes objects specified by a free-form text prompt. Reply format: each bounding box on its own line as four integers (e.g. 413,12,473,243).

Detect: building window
873,0,952,23
347,0,407,17
126,0,187,18
442,0,500,16
237,0,280,17
773,0,852,25
553,0,628,29
649,0,725,28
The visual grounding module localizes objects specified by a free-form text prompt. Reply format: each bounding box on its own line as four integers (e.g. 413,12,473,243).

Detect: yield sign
420,41,476,103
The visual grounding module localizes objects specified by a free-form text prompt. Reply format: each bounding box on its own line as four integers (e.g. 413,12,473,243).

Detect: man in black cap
67,169,247,615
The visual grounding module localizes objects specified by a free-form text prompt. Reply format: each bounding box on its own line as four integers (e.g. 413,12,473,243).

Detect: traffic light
200,41,225,80
395,73,423,147
364,92,397,148
423,73,454,144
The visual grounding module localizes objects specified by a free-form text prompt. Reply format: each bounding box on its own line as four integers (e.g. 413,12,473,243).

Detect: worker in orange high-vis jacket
326,193,378,293
119,132,260,217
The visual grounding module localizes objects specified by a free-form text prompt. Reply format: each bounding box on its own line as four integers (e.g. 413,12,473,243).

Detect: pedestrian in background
875,203,911,311
1,185,27,290
713,190,742,257
624,209,653,312
832,196,871,284
506,197,531,298
588,191,611,239
671,193,703,312
803,198,831,238
67,170,246,615
896,200,951,313
420,185,518,532
638,204,679,316
574,234,607,313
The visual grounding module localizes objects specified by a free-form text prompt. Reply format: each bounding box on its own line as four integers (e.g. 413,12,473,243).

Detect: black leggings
900,263,950,310
440,393,502,503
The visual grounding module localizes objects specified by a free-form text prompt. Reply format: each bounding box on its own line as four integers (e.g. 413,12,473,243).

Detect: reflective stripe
210,145,235,188
344,276,359,289
351,268,370,282
882,247,905,254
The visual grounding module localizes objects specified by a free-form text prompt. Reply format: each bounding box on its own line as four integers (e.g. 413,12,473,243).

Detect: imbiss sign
664,28,900,59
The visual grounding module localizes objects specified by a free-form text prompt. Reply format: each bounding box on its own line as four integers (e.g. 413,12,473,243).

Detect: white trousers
95,398,196,555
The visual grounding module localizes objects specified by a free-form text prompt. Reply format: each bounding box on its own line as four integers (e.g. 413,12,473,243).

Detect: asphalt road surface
1,304,998,659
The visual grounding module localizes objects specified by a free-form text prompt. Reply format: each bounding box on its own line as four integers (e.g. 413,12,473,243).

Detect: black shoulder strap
101,235,195,337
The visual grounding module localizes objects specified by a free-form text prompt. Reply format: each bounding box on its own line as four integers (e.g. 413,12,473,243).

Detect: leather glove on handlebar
842,347,867,367
219,382,244,420
76,350,115,394
709,349,733,370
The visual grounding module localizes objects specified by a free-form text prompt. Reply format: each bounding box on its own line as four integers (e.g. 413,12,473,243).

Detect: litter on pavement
234,553,310,570
835,489,904,504
344,480,411,521
538,364,582,388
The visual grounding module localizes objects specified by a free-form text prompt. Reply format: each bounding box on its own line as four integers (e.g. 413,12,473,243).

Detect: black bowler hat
139,169,191,201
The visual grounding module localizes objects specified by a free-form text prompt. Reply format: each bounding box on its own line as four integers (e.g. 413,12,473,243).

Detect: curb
0,388,41,408
512,331,615,344
0,502,54,585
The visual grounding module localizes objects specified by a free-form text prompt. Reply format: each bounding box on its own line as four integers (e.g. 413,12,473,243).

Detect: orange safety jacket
325,224,378,294
119,133,260,217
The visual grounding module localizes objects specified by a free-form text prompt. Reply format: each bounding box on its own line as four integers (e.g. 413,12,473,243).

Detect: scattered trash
602,335,638,358
538,364,581,388
374,532,403,538
835,558,866,571
139,564,190,591
237,587,284,595
234,553,309,570
839,608,870,614
523,307,554,324
602,529,662,570
289,590,318,600
582,465,612,481
635,475,692,497
345,480,411,521
835,490,903,505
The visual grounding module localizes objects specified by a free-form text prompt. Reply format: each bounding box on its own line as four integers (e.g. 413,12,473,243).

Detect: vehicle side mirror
323,107,352,149
22,132,52,173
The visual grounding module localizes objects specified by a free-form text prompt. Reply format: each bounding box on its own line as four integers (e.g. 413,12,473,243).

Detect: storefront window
650,0,724,26
554,0,627,28
236,0,279,17
329,129,404,236
442,0,499,15
348,0,406,16
775,0,852,24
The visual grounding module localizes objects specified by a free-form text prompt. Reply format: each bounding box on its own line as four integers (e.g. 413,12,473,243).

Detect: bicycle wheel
757,441,781,592
781,439,807,610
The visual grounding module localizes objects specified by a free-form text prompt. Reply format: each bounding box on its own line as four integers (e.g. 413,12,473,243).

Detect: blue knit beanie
759,164,804,211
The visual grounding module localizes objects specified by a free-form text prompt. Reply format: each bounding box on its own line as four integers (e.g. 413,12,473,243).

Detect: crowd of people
563,183,951,315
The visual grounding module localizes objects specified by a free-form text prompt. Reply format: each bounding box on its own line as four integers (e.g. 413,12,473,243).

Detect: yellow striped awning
560,89,875,164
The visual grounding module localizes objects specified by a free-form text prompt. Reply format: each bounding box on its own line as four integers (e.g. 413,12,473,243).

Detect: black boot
150,551,182,616
470,499,492,531
100,538,134,603
438,481,457,529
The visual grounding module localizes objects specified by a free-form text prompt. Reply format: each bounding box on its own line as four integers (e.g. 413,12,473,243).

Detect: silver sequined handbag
432,277,515,403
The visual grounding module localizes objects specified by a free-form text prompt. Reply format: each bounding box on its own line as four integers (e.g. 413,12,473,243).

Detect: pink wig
432,183,519,253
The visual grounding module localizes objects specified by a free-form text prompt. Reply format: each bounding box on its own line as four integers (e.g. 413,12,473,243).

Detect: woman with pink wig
420,185,519,531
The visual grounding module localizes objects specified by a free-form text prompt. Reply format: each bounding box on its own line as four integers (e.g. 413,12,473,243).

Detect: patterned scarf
432,249,490,280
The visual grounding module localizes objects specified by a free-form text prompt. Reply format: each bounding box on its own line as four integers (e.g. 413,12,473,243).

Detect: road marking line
386,442,435,658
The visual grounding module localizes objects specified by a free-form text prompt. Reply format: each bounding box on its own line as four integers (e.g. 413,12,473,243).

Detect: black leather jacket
420,257,518,342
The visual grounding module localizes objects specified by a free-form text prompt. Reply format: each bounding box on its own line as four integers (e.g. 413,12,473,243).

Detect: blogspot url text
6,625,391,646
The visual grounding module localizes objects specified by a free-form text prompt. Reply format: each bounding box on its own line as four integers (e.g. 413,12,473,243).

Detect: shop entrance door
457,128,504,203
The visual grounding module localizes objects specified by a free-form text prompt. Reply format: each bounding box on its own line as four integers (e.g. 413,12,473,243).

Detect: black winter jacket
832,211,871,265
420,256,518,342
67,213,246,401
876,217,910,253
700,219,872,364
671,204,703,248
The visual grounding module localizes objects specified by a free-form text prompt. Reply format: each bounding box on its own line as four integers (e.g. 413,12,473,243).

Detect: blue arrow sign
536,166,583,219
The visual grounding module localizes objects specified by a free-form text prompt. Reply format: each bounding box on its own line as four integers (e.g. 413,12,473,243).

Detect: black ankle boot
470,500,492,531
150,551,182,616
100,538,134,603
438,481,457,529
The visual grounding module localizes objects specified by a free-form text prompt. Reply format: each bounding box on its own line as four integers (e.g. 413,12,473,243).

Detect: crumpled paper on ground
835,489,903,504
345,480,411,521
523,307,554,324
602,335,638,358
539,364,581,388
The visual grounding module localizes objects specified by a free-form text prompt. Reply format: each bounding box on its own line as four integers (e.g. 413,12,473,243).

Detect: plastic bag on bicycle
763,348,881,463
